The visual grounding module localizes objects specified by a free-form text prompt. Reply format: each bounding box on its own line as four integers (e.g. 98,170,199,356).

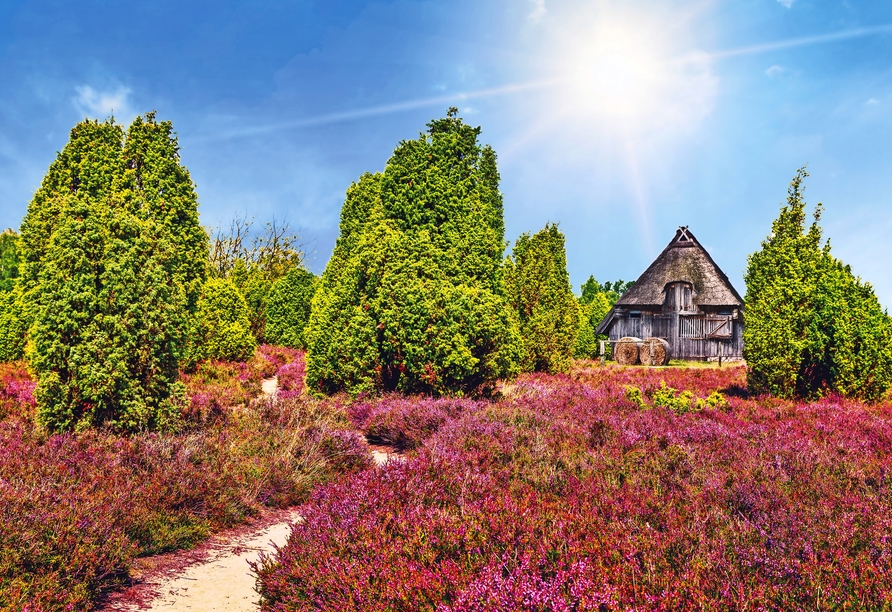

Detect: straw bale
640,337,670,366
614,337,641,366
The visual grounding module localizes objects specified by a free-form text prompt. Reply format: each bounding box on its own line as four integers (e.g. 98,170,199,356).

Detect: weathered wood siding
605,310,743,360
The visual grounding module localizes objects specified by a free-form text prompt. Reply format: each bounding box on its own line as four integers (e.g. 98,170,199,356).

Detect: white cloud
73,85,133,120
777,0,795,7
528,0,546,23
865,98,880,105
765,64,786,77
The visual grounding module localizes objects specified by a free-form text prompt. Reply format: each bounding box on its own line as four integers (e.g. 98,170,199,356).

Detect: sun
565,24,667,119
546,6,716,133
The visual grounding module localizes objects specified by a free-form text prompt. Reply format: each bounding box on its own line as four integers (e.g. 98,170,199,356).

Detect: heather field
0,347,370,612
4,358,892,611
256,364,892,611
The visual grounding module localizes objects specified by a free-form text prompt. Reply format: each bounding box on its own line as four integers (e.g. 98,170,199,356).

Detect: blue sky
1,0,891,306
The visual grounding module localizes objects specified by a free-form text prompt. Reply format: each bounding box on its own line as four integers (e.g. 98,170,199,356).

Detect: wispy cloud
73,85,133,120
192,23,892,147
866,98,880,105
528,0,546,23
191,79,561,142
778,0,795,8
711,23,892,59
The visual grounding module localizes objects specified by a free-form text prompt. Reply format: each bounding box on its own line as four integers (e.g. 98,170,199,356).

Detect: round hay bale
614,337,641,366
640,337,670,366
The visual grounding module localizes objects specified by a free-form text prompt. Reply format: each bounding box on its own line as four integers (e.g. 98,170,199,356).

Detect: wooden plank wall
606,312,744,360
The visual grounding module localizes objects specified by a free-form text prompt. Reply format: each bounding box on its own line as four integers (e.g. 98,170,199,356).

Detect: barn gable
617,227,742,308
596,226,744,360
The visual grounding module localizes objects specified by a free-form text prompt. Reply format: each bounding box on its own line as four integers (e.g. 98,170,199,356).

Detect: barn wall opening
663,282,694,313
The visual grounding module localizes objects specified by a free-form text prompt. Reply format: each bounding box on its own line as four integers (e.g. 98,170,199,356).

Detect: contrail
711,23,892,59
188,23,892,143
189,79,562,143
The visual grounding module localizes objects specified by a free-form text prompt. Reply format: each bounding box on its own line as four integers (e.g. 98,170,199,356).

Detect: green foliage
209,217,306,343
265,267,317,348
505,223,580,373
574,276,616,359
18,114,205,432
0,290,27,362
306,110,522,396
744,167,892,401
191,277,256,363
0,230,25,362
229,260,270,341
652,381,696,414
704,390,729,410
121,113,208,311
624,385,647,409
0,230,19,293
579,275,632,305
574,292,612,359
625,382,727,413
809,252,892,399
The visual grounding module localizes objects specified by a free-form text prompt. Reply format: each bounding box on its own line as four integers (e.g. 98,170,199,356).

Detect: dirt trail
260,376,278,398
137,518,297,611
101,376,402,611
101,508,300,611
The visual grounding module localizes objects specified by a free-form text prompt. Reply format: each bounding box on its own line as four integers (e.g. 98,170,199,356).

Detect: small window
629,310,642,319
663,282,694,313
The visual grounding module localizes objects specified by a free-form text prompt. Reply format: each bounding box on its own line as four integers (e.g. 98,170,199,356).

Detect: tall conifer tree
745,167,892,400
19,115,206,431
306,110,521,395
505,223,580,373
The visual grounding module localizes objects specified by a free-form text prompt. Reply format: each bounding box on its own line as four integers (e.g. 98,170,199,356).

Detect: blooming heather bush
179,359,262,424
349,395,481,451
0,353,370,611
178,346,304,424
256,364,892,610
0,362,35,422
257,344,302,375
276,351,307,400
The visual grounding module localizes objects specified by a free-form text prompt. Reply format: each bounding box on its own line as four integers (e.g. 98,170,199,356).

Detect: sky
1,0,891,306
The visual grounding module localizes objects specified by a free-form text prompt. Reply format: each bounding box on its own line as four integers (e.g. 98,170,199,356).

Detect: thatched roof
597,227,743,333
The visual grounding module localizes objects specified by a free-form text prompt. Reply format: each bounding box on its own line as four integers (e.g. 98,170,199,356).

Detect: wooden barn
596,226,744,361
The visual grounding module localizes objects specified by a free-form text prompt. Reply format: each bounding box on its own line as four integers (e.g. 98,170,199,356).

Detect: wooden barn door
675,314,733,359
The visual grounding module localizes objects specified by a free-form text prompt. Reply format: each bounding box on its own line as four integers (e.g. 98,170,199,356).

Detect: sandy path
102,509,301,611
102,377,402,611
141,515,297,611
260,376,278,397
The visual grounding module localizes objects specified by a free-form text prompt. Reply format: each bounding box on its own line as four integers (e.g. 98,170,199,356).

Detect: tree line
0,113,317,432
0,110,888,433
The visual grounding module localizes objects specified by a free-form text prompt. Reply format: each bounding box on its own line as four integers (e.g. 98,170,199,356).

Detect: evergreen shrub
505,223,580,373
191,277,257,364
265,267,317,348
744,167,892,400
0,231,25,362
573,276,614,360
305,109,522,396
18,114,206,431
